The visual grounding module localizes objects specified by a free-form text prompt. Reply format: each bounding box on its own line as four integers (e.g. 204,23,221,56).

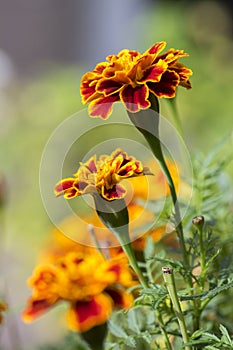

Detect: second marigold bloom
54,149,151,201
22,250,135,332
80,41,192,119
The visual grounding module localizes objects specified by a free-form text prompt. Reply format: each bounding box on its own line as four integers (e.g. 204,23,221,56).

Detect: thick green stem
94,196,149,289
163,267,191,350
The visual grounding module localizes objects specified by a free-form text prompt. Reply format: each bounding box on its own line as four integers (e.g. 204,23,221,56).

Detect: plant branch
163,267,191,350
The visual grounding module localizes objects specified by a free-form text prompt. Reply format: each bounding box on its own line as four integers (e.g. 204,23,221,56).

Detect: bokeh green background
0,1,232,349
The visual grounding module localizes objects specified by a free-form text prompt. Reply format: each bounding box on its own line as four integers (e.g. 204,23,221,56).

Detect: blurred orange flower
54,148,151,201
38,203,156,266
80,41,192,119
22,249,135,332
0,301,7,324
127,157,191,201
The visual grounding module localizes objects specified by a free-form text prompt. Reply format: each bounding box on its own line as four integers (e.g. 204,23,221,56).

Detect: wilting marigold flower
80,41,192,119
22,249,135,332
54,148,151,201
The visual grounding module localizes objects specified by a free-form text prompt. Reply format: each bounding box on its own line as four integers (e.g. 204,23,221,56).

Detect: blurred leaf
219,324,233,345
108,319,128,339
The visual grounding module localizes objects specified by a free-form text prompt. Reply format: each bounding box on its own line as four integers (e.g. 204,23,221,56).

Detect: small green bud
192,215,204,228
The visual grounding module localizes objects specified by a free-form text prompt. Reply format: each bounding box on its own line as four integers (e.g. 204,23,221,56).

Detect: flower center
119,53,138,72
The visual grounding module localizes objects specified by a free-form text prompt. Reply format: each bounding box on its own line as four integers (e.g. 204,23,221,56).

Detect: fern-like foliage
184,135,233,234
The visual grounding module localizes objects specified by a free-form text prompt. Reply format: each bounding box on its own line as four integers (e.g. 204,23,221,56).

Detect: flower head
54,149,151,201
80,41,192,119
22,249,135,332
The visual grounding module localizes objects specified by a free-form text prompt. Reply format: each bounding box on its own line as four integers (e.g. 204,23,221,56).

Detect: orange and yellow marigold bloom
22,249,135,332
80,41,192,119
54,148,151,201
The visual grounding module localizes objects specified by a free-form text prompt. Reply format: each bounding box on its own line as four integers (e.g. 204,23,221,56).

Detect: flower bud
192,215,204,229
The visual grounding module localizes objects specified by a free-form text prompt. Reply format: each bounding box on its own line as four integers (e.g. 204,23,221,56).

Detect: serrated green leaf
203,281,233,299
108,319,128,339
141,330,152,344
180,280,233,301
203,332,220,342
205,346,220,350
219,324,232,345
183,339,212,347
206,249,221,269
152,294,168,310
191,329,205,339
124,336,136,347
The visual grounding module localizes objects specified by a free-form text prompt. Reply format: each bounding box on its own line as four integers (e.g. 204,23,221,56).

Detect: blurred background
0,0,232,349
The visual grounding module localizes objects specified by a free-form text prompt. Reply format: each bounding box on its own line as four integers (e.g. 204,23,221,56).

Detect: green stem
192,216,205,280
199,230,205,277
147,260,173,349
156,311,173,350
127,94,189,270
163,267,191,350
94,196,149,289
116,234,148,289
146,132,189,269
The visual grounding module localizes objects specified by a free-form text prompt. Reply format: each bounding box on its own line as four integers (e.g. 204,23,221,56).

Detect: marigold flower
22,249,135,332
54,149,151,201
80,41,192,119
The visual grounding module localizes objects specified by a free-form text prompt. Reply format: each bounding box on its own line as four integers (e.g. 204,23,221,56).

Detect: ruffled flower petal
67,294,113,332
89,94,120,119
22,296,59,323
54,178,76,197
147,41,167,55
80,63,108,104
148,70,180,98
80,73,101,104
139,60,167,83
102,184,126,201
169,62,192,89
156,48,189,64
120,84,150,112
96,78,124,96
84,156,97,173
96,72,131,96
106,288,134,309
